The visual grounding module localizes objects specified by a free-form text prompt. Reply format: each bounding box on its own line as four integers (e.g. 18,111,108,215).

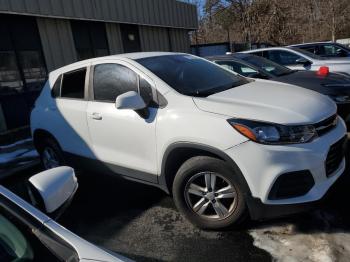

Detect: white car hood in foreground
193,80,336,125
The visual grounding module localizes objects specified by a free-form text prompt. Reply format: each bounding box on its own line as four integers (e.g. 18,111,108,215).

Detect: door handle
91,112,102,120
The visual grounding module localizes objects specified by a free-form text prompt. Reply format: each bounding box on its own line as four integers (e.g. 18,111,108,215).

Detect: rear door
53,66,94,159
86,60,158,182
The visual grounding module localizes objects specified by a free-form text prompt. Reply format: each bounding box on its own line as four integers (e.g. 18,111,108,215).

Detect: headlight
227,119,317,145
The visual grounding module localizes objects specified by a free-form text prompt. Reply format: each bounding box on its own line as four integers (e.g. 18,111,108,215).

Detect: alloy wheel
184,172,238,220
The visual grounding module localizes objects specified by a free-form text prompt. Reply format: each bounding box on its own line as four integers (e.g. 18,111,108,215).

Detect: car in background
289,42,350,58
31,52,347,229
0,166,131,262
207,53,350,127
242,47,350,74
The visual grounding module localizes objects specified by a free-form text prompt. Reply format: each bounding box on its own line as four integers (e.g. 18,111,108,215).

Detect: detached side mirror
115,91,146,110
28,166,78,218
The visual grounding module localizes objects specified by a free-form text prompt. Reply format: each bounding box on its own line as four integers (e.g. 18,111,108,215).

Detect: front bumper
245,185,334,220
225,117,347,207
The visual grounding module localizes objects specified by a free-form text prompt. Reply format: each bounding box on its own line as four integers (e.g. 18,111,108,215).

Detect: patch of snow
249,211,350,262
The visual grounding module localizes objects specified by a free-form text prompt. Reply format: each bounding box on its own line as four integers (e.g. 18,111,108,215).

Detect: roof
240,46,296,53
49,52,184,76
289,41,332,47
206,53,252,61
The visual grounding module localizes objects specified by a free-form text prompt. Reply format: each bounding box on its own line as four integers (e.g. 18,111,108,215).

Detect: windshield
239,55,293,77
136,55,248,97
290,47,325,60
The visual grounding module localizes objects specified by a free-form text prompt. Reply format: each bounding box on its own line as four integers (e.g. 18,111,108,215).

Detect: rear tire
39,138,65,170
172,156,247,229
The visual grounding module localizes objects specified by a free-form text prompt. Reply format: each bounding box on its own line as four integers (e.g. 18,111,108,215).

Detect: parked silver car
0,166,131,262
242,47,350,74
289,42,350,58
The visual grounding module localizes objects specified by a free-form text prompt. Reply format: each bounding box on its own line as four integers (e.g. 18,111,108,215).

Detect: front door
86,61,158,182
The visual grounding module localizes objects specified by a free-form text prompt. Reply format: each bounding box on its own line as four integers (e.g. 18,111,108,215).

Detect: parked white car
0,166,131,262
242,47,350,74
31,52,347,229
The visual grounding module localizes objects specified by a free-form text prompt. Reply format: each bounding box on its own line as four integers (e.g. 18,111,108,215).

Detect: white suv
31,52,347,229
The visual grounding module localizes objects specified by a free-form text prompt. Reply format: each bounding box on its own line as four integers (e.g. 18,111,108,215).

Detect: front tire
39,138,65,170
172,156,247,229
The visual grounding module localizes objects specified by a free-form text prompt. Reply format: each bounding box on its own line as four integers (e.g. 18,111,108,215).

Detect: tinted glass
120,24,141,53
18,51,47,91
240,55,293,77
0,14,47,94
299,45,317,54
216,61,259,77
137,55,248,97
61,68,86,99
267,50,304,65
0,210,61,262
0,51,23,94
93,64,138,102
289,47,323,59
71,21,109,61
318,44,348,57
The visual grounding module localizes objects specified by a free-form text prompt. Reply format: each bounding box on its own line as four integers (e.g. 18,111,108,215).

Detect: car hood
276,70,350,95
193,79,336,125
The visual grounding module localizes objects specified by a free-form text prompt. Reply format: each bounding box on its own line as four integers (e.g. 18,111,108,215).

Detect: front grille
326,136,347,177
314,114,338,136
268,171,315,200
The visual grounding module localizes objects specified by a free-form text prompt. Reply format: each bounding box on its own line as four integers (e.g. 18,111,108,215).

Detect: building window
0,14,47,95
120,24,141,53
71,21,109,61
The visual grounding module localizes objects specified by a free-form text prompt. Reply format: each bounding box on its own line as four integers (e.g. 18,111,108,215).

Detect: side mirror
296,57,311,66
28,166,78,218
115,91,146,110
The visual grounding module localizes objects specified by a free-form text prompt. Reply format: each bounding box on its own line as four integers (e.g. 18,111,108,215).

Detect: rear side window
93,63,138,102
61,68,86,99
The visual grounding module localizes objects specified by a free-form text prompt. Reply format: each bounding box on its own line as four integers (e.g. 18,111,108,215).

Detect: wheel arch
32,129,60,153
160,143,252,196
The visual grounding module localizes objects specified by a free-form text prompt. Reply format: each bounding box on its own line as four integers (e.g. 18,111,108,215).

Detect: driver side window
93,63,154,105
93,63,138,102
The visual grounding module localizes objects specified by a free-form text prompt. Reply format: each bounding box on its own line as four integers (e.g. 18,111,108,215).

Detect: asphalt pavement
3,160,350,262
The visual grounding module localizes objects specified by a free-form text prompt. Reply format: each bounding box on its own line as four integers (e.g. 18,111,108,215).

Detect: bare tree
192,0,350,45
